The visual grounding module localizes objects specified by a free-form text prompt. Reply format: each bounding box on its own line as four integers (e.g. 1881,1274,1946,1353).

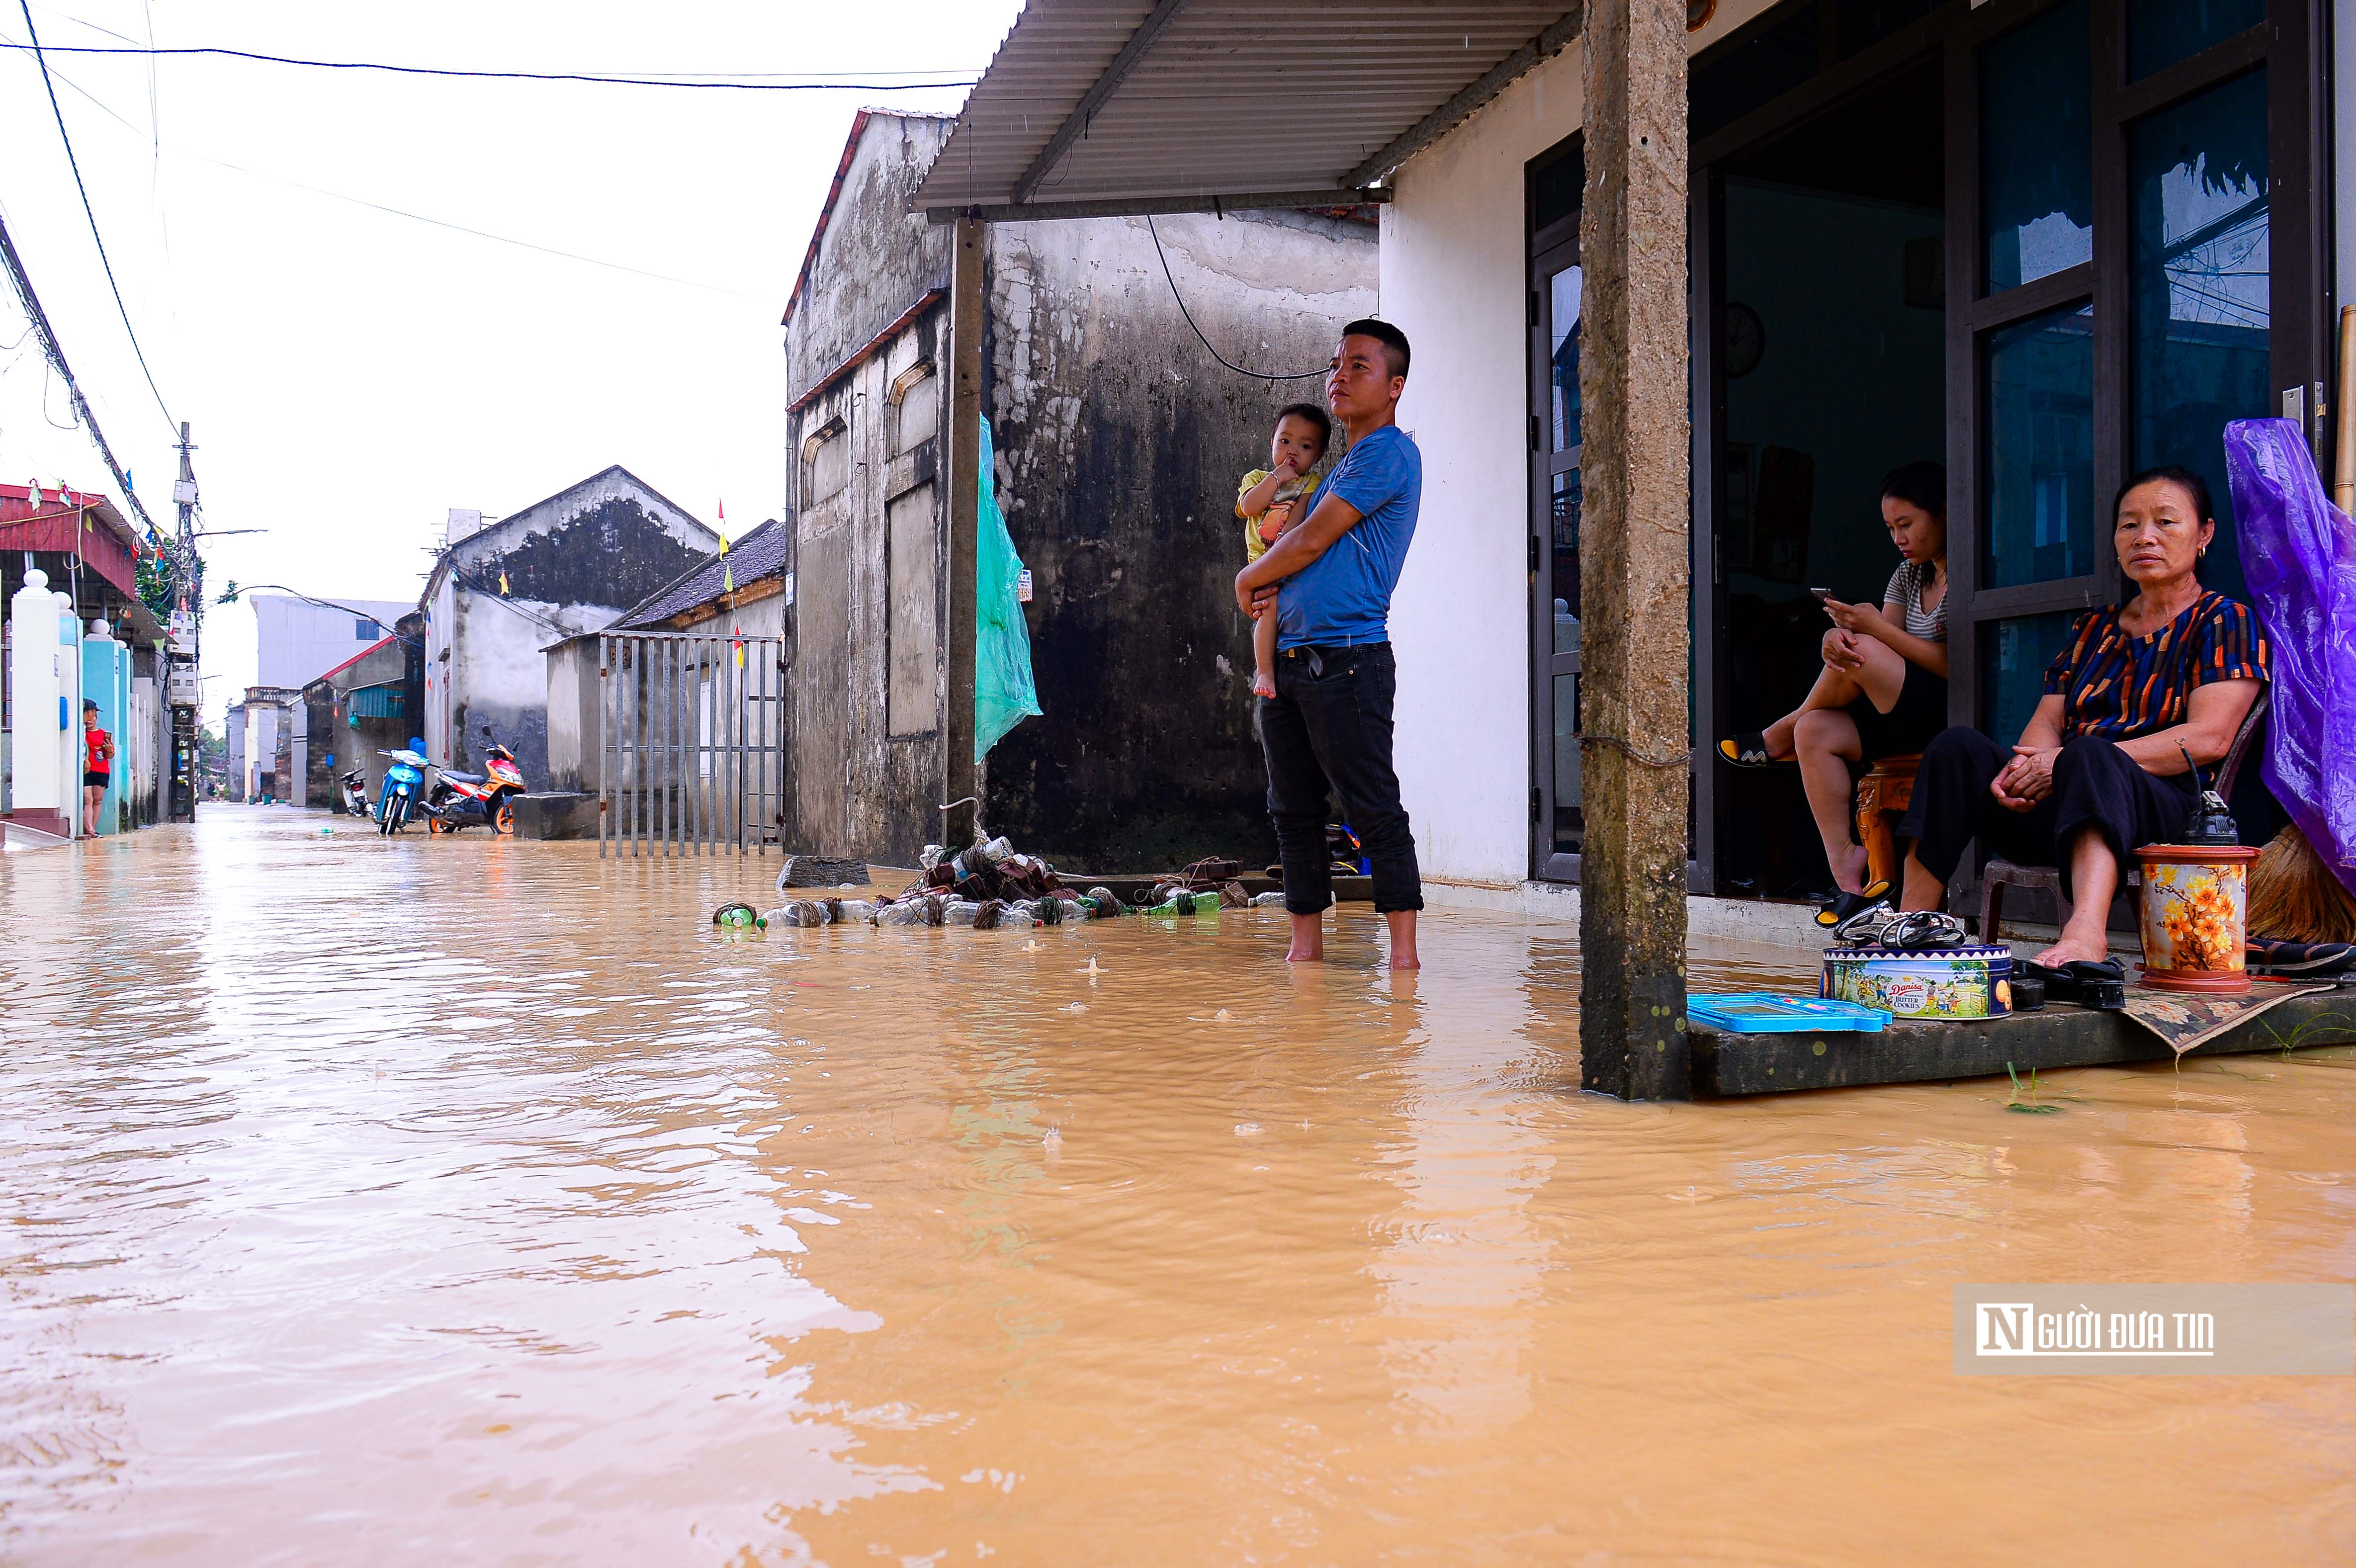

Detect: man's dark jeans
1259,640,1423,915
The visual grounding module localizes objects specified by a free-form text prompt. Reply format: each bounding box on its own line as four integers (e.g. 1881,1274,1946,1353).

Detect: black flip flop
2021,958,2126,1011
2246,940,2356,978
1717,731,1789,767
1814,880,1894,929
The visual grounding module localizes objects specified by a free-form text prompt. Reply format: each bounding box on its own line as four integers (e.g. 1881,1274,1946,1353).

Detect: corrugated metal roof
613,518,794,630
910,1,1575,215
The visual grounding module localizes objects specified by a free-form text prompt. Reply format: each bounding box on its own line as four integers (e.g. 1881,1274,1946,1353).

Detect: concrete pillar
54,592,81,836
942,214,985,849
8,569,61,815
1577,0,1693,1100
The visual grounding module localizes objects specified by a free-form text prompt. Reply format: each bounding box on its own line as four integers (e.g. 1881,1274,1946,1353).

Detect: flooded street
4,806,2355,1565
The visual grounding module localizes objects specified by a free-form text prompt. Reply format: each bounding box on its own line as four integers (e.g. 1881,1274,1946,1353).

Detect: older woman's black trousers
1898,727,2197,900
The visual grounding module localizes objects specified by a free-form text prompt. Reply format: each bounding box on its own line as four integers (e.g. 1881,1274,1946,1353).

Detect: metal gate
598,631,785,858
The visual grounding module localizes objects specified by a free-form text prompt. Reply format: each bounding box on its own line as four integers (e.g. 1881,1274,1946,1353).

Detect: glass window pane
2130,69,2269,608
1981,0,2092,293
1980,611,2078,742
1983,302,2095,588
1691,5,1819,143
1533,139,1584,234
1840,0,1944,59
1551,469,1582,625
1550,265,1583,454
2130,0,2265,80
1552,671,1582,851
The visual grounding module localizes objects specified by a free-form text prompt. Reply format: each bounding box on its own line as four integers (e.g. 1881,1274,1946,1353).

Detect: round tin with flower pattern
2134,843,2260,994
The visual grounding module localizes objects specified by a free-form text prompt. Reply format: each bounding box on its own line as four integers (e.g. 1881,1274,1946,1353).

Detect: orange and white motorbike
421,743,526,835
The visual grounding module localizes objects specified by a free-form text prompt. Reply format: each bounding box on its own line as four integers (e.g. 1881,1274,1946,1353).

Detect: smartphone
1808,587,1833,603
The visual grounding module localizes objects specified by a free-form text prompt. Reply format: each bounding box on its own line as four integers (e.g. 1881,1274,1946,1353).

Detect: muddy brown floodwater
4,807,2355,1564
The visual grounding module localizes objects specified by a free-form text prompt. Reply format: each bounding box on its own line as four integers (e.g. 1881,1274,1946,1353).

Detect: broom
2248,823,2356,944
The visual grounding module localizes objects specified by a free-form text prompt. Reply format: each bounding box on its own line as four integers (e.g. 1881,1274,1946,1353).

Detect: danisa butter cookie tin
1820,945,2013,1020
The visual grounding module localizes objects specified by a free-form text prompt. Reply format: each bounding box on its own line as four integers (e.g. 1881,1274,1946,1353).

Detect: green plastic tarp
975,415,1042,760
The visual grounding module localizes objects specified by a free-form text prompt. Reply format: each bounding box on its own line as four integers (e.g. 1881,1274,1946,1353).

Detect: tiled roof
612,518,792,630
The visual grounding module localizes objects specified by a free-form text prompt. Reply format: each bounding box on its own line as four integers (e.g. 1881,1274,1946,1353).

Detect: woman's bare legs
1793,708,1870,891
2034,826,2119,967
1900,846,1945,911
1760,637,1910,758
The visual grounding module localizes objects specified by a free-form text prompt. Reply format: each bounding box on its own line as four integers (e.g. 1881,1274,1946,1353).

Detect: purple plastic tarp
2222,418,2356,896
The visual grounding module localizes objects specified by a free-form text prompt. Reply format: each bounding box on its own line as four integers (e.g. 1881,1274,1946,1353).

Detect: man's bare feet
1386,909,1419,969
1759,716,1798,760
1251,668,1277,699
1830,843,1870,895
1286,911,1323,962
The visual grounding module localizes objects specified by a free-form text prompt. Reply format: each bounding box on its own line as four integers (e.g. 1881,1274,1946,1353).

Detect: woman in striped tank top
1899,466,2269,970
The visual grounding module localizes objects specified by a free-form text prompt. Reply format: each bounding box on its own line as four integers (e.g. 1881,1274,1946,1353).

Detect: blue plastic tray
1687,993,1892,1034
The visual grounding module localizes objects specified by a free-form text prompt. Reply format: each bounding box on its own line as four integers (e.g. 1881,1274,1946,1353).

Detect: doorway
1714,64,1947,897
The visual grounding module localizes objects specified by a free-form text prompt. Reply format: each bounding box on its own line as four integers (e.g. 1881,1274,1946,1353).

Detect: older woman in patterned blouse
1899,466,2269,968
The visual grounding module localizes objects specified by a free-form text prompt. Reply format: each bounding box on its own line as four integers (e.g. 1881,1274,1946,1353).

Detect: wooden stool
1854,753,1920,891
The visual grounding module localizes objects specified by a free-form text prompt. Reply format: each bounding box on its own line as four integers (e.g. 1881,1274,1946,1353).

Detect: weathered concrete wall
544,637,599,795
786,310,948,866
980,210,1377,868
785,114,955,399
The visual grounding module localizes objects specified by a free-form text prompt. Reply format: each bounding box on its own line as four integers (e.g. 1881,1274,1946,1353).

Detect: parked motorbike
339,765,370,819
421,743,527,835
377,748,429,835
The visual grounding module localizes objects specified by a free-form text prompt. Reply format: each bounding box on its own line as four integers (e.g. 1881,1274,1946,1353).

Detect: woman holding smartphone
1716,461,1949,895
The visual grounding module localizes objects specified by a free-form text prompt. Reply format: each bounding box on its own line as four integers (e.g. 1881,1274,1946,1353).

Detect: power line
0,207,161,536
0,39,978,90
30,51,756,297
15,1,175,431
1145,215,1329,382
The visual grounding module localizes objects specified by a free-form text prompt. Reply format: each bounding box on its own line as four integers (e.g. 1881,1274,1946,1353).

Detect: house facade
421,467,717,787
784,109,1377,868
909,0,2349,917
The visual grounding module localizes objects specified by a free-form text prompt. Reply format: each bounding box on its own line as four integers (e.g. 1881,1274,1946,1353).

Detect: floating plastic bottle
1144,890,1219,917
712,901,767,929
1251,890,1288,907
871,900,930,927
944,899,984,926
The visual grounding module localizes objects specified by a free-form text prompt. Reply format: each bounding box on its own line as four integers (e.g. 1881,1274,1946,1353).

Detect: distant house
225,685,305,803
543,518,792,822
251,594,412,690
782,110,1378,868
301,630,413,810
421,466,718,787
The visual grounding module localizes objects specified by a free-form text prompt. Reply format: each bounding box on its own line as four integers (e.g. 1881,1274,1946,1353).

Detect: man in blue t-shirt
1234,319,1424,968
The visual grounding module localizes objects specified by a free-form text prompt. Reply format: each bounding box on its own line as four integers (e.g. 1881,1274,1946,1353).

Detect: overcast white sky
0,0,1021,722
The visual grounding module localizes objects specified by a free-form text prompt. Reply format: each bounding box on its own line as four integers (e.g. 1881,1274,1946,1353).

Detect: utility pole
166,422,200,822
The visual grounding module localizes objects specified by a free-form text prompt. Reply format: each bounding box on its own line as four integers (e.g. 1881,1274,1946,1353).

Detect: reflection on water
4,807,2355,1564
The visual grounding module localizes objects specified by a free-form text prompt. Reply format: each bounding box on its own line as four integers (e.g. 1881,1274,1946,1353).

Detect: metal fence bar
693,638,707,857
599,635,611,859
631,635,641,857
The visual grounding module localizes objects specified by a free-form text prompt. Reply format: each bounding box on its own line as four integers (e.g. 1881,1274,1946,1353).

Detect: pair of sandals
1816,883,1969,951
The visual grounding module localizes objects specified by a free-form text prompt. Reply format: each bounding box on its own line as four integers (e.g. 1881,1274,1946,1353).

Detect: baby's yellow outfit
1237,469,1315,563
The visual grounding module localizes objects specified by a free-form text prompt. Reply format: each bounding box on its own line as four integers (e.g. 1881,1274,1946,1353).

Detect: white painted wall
252,594,414,690
1379,0,1776,885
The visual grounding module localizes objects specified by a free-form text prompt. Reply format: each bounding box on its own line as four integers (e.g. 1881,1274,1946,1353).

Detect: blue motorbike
377,746,430,835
